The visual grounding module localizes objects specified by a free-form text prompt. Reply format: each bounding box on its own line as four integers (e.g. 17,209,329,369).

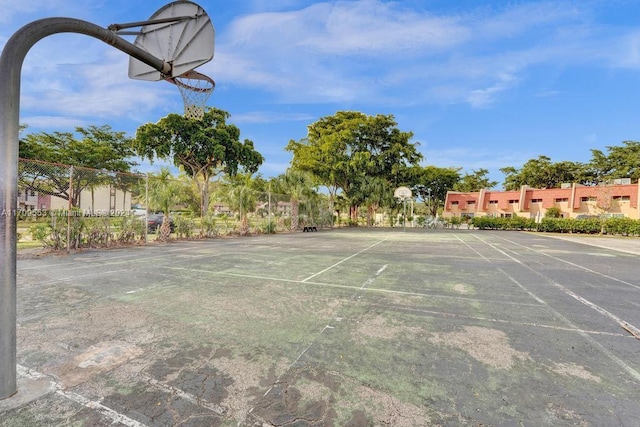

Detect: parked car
146,213,174,233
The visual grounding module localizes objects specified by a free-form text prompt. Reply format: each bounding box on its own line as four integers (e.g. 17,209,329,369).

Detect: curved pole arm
0,17,171,400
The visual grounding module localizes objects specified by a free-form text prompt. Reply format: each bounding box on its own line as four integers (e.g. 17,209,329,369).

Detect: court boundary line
464,234,640,383
16,365,147,427
165,266,542,308
301,237,389,282
488,234,640,337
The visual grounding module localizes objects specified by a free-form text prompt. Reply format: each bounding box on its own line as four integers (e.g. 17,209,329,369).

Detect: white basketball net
171,71,215,120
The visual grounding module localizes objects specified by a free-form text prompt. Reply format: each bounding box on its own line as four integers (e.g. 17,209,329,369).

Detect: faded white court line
301,238,389,282
360,264,388,290
17,365,147,427
496,235,640,291
18,246,214,271
463,234,640,383
165,266,541,307
374,303,629,338
486,234,640,336
142,376,226,415
19,269,131,288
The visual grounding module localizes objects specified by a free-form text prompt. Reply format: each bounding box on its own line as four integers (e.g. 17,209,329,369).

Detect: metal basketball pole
0,17,171,400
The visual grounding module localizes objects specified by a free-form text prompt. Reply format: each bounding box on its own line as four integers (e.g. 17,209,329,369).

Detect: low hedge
470,216,640,236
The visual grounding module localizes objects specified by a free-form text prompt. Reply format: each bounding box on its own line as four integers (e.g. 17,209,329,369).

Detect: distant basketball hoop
394,186,412,200
166,70,215,119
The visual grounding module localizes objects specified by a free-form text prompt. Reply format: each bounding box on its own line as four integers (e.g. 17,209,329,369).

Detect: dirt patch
213,355,276,424
250,367,434,426
49,341,143,387
546,402,589,426
550,363,601,382
429,326,530,369
353,314,423,344
353,379,432,426
453,284,472,294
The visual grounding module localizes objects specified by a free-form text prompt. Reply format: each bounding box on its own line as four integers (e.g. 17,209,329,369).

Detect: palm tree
144,168,184,241
218,173,259,235
274,169,316,231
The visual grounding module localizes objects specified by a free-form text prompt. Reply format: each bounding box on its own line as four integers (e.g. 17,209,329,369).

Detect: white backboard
129,1,214,81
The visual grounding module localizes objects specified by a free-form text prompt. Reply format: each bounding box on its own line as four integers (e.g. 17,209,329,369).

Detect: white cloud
211,0,632,109
231,111,315,124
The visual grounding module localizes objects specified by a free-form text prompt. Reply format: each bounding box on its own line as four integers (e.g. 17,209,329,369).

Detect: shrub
545,207,562,218
174,215,195,239
571,218,601,234
261,220,277,234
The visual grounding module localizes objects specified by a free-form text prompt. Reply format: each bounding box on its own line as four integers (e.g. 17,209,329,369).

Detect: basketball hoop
166,69,215,119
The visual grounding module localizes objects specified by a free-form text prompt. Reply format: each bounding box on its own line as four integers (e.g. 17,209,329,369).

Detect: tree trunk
291,199,299,231
158,214,172,241
350,205,358,224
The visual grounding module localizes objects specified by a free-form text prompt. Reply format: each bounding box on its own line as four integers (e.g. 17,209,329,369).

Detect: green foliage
447,216,463,228
589,141,640,183
453,168,498,192
201,215,219,237
287,111,423,221
134,107,264,217
174,215,195,239
117,216,144,243
500,156,587,190
84,217,112,247
260,220,277,234
602,217,640,236
544,207,562,218
29,223,51,245
470,215,640,236
412,165,461,217
29,213,84,250
471,216,536,231
19,125,136,207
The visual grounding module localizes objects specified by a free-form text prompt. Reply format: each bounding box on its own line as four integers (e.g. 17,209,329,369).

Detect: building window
467,201,476,205
508,199,518,204
489,200,498,205
613,195,631,201
531,198,542,203
451,201,459,205
555,198,569,203
581,196,596,202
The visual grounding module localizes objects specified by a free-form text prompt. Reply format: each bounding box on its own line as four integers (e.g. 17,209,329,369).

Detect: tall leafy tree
588,141,640,183
453,168,498,192
411,166,461,217
500,156,586,190
133,107,264,218
19,125,135,207
287,111,422,221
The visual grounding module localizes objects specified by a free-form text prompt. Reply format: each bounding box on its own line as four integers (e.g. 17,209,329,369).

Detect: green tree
287,111,422,222
144,168,185,241
218,172,260,235
453,168,497,192
412,166,461,217
501,156,586,190
19,125,135,207
588,141,640,183
272,169,316,231
133,107,264,218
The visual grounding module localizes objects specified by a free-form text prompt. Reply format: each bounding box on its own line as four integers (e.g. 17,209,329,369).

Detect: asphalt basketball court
1,228,639,426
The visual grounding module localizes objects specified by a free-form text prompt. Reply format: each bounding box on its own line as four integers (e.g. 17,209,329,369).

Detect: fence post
67,165,73,253
144,173,149,244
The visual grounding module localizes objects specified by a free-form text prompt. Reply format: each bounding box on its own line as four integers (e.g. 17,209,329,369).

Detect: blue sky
3,0,640,189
